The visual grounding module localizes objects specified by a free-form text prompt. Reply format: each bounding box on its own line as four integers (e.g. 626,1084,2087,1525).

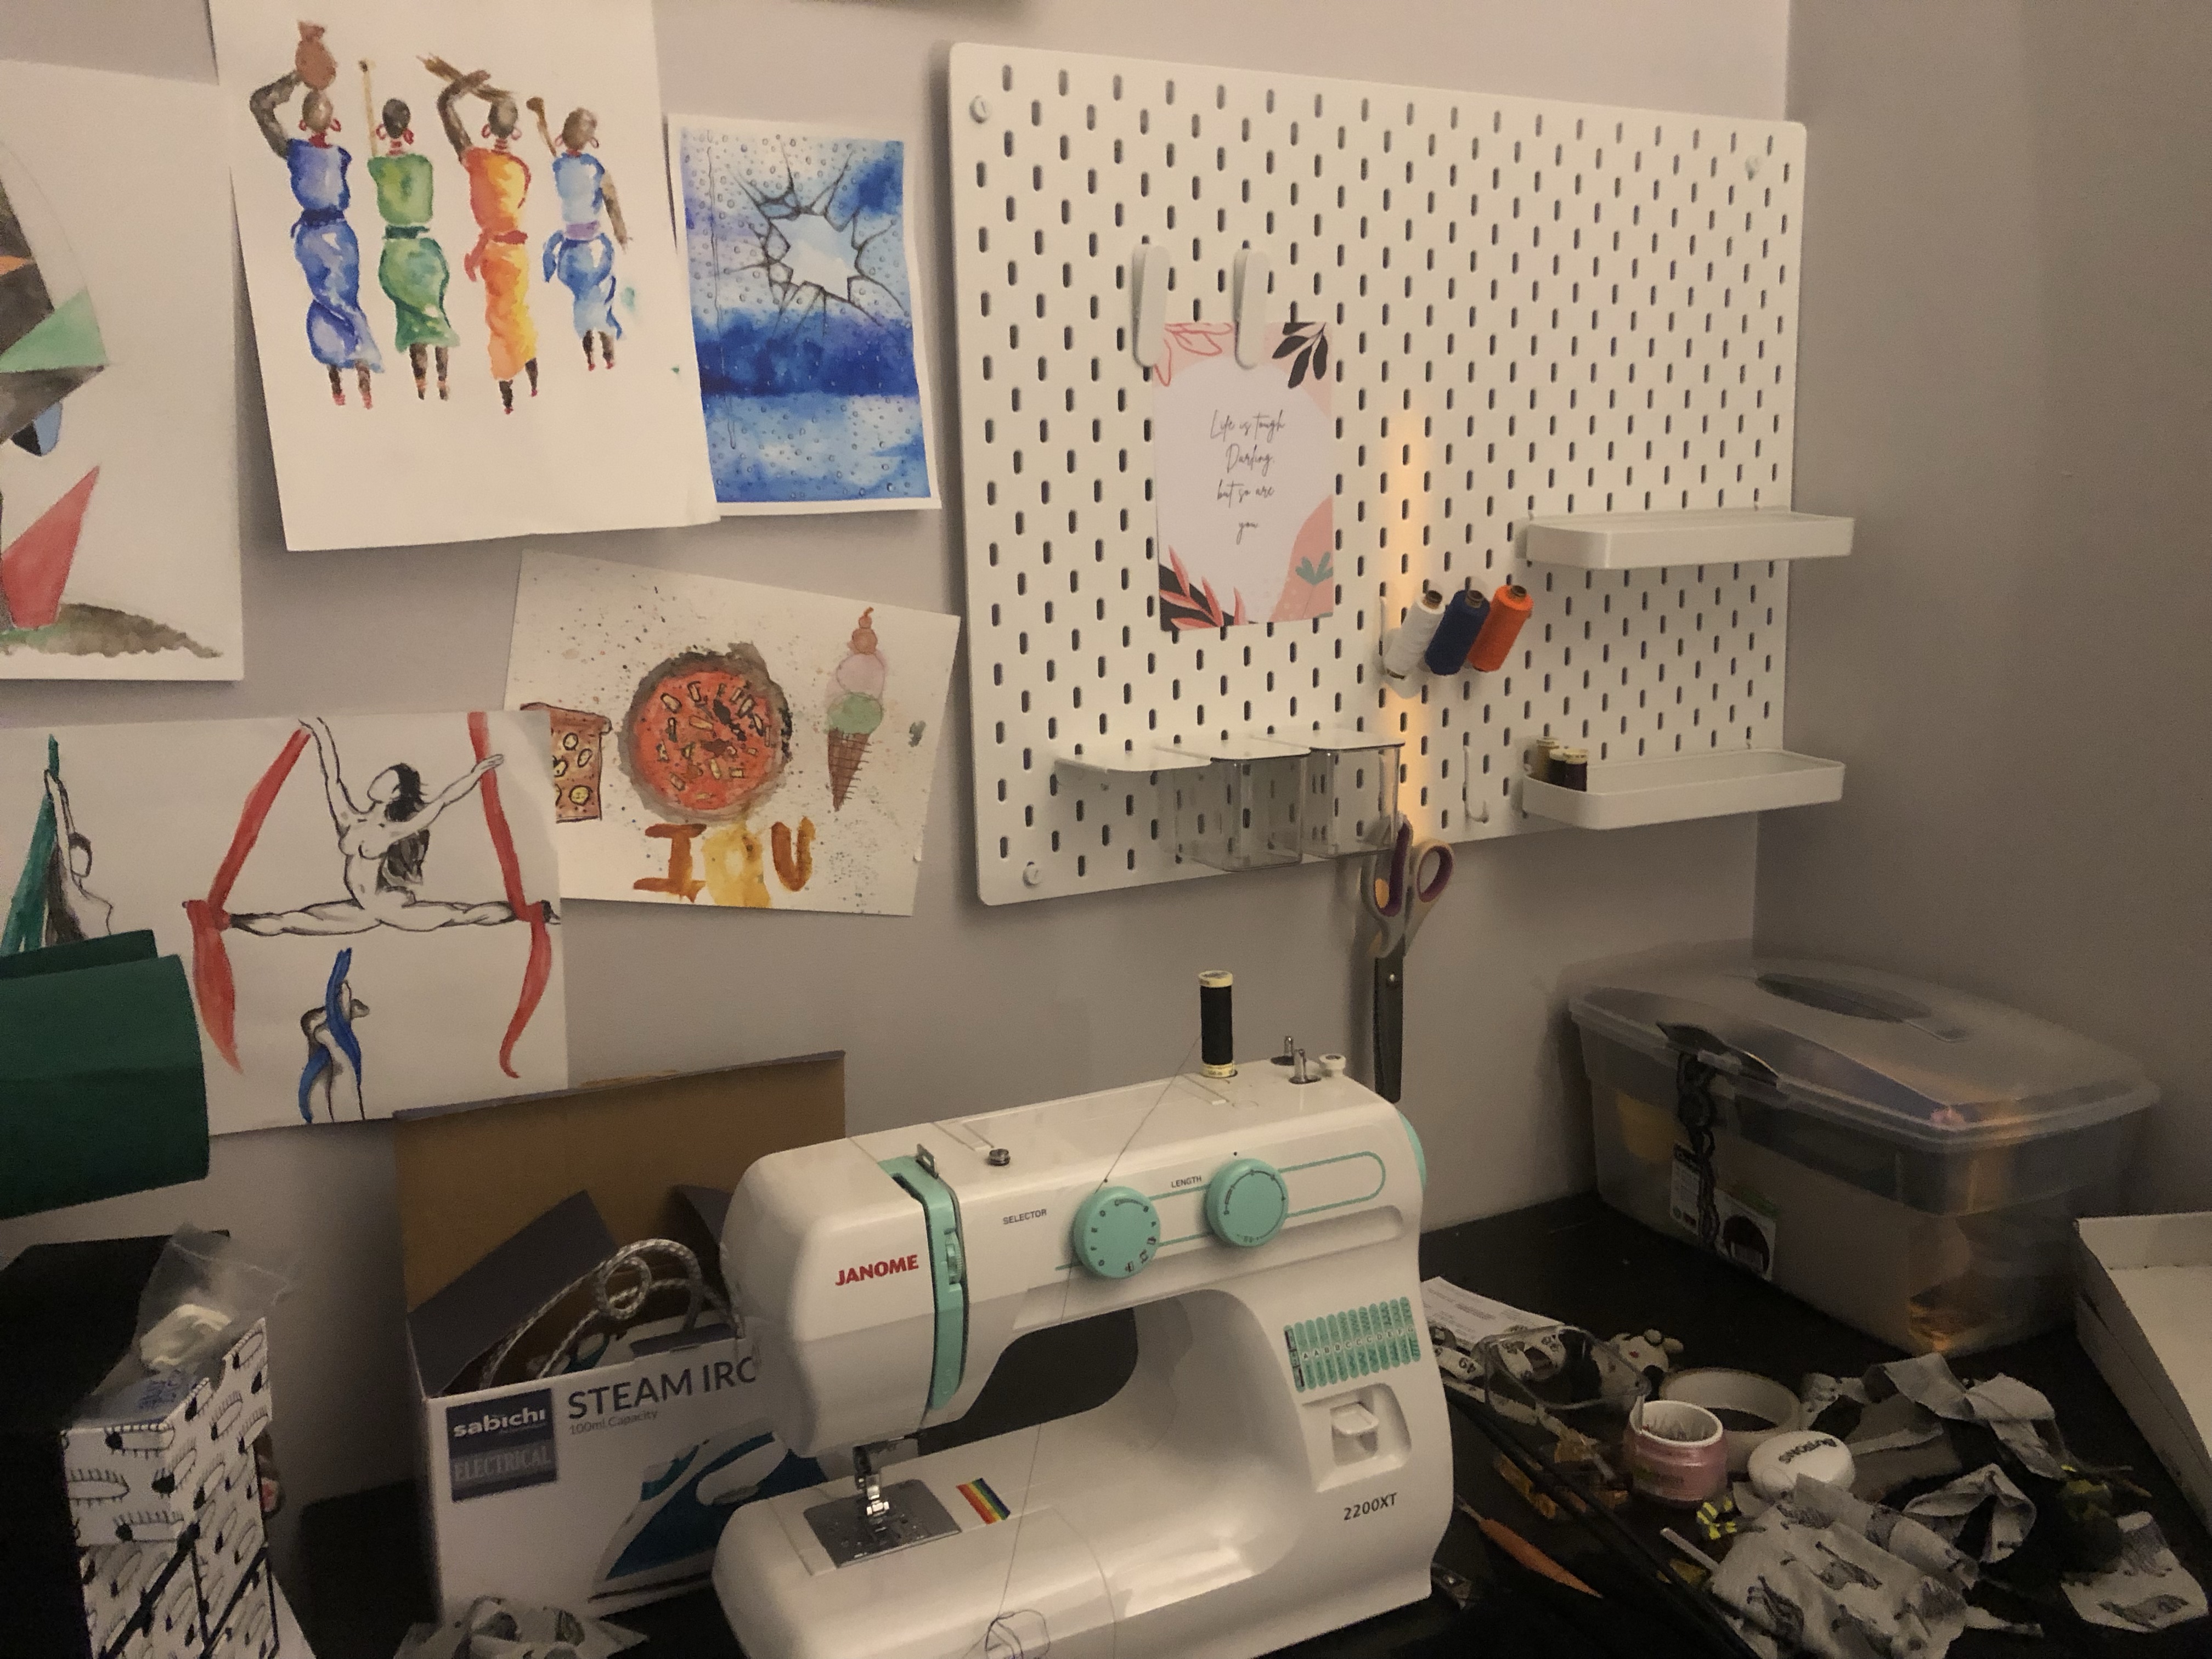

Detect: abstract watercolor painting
0,712,567,1134
0,60,242,679
1152,319,1335,631
669,117,938,514
208,0,716,551
504,552,958,915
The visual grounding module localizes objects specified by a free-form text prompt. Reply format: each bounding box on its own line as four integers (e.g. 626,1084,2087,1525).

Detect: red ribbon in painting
185,727,311,1070
471,712,551,1078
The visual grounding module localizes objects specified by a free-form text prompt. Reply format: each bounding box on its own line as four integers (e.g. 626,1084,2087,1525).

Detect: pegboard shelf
1520,747,1842,830
1521,509,1852,569
947,43,1813,902
1054,746,1211,783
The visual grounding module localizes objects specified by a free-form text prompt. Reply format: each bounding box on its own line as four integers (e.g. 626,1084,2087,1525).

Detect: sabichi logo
836,1253,921,1287
449,1401,548,1439
445,1389,556,1502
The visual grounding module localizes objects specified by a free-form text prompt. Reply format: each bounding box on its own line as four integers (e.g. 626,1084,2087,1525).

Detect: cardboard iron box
393,1055,844,1620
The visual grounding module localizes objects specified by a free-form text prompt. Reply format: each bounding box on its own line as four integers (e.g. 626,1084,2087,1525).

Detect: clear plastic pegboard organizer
947,43,1808,905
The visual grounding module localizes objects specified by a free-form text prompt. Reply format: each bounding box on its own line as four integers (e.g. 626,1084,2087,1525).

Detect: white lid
1567,946,2157,1151
1748,1431,1855,1501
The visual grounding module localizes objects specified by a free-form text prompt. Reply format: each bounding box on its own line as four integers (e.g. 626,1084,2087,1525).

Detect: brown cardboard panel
393,1054,845,1308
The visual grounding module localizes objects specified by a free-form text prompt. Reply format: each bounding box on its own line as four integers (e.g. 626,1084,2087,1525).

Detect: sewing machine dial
1070,1185,1161,1278
1205,1158,1289,1248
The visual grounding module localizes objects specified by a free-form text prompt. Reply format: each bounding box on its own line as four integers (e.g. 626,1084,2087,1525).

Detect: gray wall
0,0,1786,1563
1764,3,2211,1210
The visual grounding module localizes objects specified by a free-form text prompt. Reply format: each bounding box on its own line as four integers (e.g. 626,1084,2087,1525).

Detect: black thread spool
1199,970,1236,1078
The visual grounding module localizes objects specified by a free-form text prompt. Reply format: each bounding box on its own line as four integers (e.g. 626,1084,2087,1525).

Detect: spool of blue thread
1423,587,1491,675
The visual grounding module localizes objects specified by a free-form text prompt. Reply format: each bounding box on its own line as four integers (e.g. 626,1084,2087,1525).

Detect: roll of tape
1659,1368,1805,1474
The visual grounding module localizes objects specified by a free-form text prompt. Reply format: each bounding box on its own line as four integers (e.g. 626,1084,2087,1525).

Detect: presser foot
803,1480,961,1567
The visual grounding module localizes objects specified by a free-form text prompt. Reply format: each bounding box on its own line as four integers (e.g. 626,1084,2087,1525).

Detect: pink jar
1624,1399,1730,1506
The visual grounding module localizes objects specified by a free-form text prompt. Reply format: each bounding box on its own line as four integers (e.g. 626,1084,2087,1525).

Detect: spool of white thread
1380,589,1446,691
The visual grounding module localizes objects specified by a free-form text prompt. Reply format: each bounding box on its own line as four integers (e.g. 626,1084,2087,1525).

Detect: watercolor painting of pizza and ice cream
504,551,958,916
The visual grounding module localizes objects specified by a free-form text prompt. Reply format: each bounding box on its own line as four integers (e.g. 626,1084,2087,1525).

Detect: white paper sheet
0,712,567,1134
207,0,714,551
1419,1277,1555,1350
668,117,939,515
504,551,959,916
0,60,242,678
1152,319,1334,631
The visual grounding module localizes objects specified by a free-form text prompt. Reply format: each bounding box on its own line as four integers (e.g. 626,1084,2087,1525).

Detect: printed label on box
447,1388,558,1501
1668,1147,1705,1234
1669,1150,1779,1280
420,1333,823,1620
1713,1189,1779,1279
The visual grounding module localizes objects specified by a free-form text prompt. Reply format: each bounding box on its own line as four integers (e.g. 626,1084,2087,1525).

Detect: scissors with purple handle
1363,816,1454,1103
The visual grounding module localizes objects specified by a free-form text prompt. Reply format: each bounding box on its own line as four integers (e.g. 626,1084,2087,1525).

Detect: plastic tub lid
1566,945,2158,1151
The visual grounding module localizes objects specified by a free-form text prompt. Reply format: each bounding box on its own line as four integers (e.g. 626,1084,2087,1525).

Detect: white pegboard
946,44,1807,905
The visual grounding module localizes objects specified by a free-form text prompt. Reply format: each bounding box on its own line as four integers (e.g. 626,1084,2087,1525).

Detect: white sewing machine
713,1059,1451,1659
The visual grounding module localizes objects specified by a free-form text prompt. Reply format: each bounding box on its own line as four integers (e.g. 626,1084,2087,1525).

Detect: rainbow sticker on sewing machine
955,1478,1008,1525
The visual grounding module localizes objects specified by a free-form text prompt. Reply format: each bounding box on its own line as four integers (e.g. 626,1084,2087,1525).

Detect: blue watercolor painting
673,120,935,512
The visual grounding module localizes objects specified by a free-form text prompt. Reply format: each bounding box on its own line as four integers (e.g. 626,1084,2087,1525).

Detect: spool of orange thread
1467,584,1533,672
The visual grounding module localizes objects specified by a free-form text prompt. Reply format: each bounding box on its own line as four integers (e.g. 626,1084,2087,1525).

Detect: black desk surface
295,1193,2212,1658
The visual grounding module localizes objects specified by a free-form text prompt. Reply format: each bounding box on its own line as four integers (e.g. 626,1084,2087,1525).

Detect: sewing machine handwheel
1205,1157,1289,1248
1071,1185,1161,1279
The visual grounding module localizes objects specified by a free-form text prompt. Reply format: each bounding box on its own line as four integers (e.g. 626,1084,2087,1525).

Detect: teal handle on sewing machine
881,1155,968,1410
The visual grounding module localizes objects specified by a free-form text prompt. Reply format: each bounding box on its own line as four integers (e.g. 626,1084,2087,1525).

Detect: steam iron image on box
591,1426,823,1603
713,973,1452,1659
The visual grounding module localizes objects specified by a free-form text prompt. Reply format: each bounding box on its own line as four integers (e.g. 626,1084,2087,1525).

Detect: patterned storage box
67,1320,279,1659
66,1322,270,1547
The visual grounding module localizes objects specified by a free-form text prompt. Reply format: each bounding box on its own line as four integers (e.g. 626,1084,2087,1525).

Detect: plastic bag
132,1226,293,1379
80,1226,295,1424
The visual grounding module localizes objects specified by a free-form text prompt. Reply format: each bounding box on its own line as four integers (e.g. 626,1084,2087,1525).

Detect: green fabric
0,951,207,1218
0,289,105,373
368,153,435,227
2,781,57,956
368,159,458,351
0,928,155,982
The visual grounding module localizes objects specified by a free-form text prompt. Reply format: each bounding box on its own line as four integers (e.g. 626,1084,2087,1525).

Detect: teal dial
1205,1157,1289,1248
1071,1185,1161,1278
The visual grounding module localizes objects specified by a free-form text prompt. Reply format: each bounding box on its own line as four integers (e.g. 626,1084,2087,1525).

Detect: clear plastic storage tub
1567,947,2157,1355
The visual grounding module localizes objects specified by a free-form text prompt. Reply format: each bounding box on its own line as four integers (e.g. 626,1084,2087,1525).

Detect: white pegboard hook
1233,247,1273,368
1131,240,1168,369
